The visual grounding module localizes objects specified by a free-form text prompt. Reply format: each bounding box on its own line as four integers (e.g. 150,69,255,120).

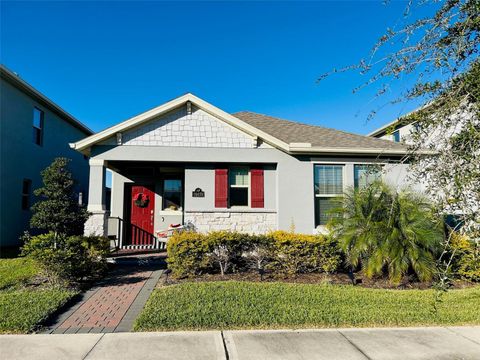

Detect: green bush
205,231,250,276
166,230,340,278
167,231,211,277
450,233,480,282
269,231,340,276
21,232,109,285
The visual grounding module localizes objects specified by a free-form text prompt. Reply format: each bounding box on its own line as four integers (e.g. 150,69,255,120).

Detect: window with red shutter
250,168,264,208
215,169,228,208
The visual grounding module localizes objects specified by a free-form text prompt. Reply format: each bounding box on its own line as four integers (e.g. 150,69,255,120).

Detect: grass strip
134,281,480,331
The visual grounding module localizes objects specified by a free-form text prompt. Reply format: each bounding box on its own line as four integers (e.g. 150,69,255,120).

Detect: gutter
288,146,436,156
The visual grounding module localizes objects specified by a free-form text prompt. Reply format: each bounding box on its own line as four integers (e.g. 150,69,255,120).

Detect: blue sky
1,1,430,135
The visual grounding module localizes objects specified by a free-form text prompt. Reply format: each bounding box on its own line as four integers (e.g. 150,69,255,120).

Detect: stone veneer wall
84,211,108,237
184,211,277,234
122,107,255,148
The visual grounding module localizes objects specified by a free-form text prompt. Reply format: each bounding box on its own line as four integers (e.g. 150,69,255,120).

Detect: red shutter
250,168,264,208
215,169,228,208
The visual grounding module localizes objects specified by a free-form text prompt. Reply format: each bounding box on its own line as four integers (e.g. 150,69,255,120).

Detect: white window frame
314,164,344,227
229,166,250,208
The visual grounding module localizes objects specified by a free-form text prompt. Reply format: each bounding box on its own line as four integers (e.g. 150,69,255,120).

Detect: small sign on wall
192,188,205,198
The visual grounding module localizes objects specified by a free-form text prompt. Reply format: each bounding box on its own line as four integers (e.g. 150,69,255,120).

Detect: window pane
163,179,182,210
230,187,248,206
314,165,343,195
354,165,381,188
315,197,339,226
393,130,400,142
229,167,249,186
33,108,43,129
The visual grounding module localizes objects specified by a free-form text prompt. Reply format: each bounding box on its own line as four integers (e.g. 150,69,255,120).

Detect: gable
118,106,255,148
72,93,410,156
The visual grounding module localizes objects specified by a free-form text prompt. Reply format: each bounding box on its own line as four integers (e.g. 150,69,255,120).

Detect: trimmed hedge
166,230,341,278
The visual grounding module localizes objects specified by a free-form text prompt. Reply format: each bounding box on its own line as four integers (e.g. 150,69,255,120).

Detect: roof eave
288,146,435,156
0,65,93,135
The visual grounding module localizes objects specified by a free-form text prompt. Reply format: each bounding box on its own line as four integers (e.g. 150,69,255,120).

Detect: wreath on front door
134,193,150,208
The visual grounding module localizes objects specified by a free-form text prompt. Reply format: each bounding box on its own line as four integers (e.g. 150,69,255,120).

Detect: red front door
129,185,155,245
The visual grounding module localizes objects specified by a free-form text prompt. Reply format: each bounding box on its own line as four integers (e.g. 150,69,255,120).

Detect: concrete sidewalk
0,327,479,360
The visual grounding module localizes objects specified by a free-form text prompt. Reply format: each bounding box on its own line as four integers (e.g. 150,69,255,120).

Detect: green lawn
0,257,77,333
134,281,480,331
0,257,38,290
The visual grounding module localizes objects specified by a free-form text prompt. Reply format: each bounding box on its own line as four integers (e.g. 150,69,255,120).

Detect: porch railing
107,216,167,250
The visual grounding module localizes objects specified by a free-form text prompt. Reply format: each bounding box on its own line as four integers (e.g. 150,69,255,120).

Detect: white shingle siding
122,107,255,148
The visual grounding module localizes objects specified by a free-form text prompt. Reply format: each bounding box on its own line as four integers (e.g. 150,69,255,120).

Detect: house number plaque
192,188,205,198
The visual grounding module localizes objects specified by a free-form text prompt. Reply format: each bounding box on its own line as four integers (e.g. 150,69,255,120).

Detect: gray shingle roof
233,111,407,150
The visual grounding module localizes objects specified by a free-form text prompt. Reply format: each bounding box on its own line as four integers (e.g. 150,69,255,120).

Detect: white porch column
84,158,108,237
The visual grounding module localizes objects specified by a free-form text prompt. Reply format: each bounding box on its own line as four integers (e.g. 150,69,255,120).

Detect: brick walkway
47,266,163,334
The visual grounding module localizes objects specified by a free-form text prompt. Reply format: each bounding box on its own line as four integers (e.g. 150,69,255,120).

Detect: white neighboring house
368,119,417,145
369,108,479,235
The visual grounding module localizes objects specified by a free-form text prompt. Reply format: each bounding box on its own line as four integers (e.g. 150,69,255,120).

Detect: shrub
450,232,480,282
269,231,340,276
166,230,340,278
167,231,210,277
331,181,444,284
242,235,275,279
205,231,249,276
21,232,109,285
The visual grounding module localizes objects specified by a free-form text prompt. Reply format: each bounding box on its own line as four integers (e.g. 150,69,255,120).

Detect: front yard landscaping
134,281,480,331
0,257,77,333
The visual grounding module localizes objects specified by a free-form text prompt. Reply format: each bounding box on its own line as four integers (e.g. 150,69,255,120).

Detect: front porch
84,158,278,250
85,160,187,250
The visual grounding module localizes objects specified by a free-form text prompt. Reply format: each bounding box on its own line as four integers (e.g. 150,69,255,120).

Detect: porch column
84,158,108,237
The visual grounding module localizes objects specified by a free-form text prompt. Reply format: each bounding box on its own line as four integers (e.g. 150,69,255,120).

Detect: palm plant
330,181,444,284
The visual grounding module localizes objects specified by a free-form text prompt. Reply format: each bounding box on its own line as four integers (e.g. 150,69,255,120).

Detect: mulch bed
160,270,475,290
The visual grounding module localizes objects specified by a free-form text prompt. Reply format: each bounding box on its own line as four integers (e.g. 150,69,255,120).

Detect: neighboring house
0,65,93,247
71,93,414,249
368,118,417,145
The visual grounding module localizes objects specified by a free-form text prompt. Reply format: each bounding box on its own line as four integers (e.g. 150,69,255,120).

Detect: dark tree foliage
30,157,89,238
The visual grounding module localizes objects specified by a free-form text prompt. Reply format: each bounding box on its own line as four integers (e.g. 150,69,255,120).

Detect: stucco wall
99,144,413,235
0,79,90,247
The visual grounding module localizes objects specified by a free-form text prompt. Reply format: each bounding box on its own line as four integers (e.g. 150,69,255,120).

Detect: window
32,107,44,146
229,167,249,206
392,130,400,142
21,179,32,210
314,165,343,195
314,165,343,226
354,165,381,189
163,179,182,211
